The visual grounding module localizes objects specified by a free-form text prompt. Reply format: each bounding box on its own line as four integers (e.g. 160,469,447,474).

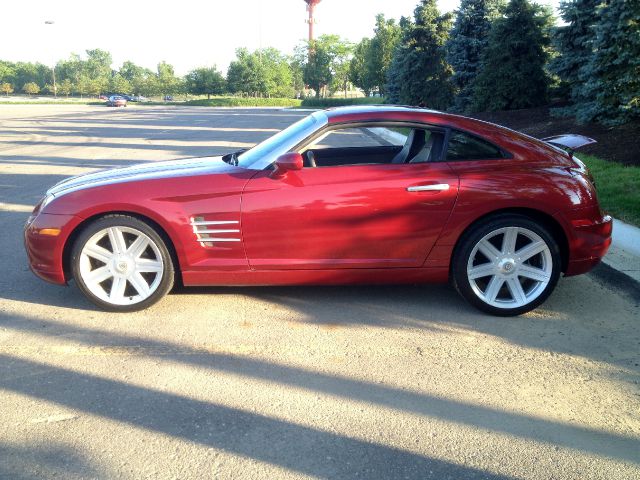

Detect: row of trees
349,0,638,125
0,42,347,100
0,50,185,98
1,0,637,124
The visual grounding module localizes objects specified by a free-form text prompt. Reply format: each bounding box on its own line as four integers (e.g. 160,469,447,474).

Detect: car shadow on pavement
0,309,638,468
230,280,640,388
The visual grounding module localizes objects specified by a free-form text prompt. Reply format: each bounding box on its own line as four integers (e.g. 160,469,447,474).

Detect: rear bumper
557,208,612,276
24,213,82,285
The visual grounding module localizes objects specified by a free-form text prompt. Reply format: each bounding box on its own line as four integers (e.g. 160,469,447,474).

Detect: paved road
0,105,638,479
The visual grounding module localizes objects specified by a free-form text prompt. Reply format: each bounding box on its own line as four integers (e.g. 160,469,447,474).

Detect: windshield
236,111,328,170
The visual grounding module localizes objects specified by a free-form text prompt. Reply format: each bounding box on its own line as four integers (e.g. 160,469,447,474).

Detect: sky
0,0,560,76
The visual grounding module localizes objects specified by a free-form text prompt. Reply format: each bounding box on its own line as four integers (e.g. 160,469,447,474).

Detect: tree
328,41,354,96
472,0,553,111
119,60,147,82
185,67,226,99
386,1,454,109
550,0,600,107
132,72,159,97
227,48,295,98
22,82,40,96
0,61,16,85
290,56,306,98
446,0,505,112
574,0,640,124
55,54,84,88
349,38,376,96
57,78,72,97
109,73,131,94
76,75,91,98
87,77,107,97
1,82,13,96
298,34,351,98
227,48,267,97
85,49,112,83
157,61,180,96
367,14,402,95
10,62,50,91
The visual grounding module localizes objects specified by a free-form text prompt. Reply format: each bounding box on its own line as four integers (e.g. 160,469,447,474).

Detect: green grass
300,97,385,108
183,97,302,107
580,153,640,226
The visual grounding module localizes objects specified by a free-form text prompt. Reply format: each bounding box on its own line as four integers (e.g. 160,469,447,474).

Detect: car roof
323,105,570,164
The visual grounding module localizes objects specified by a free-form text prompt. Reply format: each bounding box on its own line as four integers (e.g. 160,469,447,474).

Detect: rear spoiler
542,134,597,157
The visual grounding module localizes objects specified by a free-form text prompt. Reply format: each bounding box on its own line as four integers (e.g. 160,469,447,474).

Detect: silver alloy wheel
79,226,164,306
466,226,553,309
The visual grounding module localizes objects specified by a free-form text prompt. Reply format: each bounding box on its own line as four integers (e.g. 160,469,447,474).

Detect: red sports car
24,106,611,315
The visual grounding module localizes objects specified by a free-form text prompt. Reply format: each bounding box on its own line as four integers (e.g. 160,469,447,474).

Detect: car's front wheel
71,215,174,312
452,214,561,316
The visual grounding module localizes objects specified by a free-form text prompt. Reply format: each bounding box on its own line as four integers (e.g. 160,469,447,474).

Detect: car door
240,126,460,270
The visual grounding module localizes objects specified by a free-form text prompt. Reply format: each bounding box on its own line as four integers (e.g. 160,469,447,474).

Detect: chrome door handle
406,184,450,192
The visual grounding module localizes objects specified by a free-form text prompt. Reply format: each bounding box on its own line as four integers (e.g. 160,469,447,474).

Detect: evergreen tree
575,0,640,124
446,0,504,112
550,0,600,106
472,0,553,111
386,0,454,109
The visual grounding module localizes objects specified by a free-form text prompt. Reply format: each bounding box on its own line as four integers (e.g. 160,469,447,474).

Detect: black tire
71,215,174,312
452,214,561,316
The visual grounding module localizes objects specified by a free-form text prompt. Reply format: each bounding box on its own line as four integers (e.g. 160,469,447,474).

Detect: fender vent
190,216,241,247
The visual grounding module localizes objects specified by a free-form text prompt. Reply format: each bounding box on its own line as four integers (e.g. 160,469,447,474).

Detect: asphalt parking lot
0,105,638,479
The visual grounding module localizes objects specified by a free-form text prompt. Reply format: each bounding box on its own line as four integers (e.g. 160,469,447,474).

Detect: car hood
47,156,240,196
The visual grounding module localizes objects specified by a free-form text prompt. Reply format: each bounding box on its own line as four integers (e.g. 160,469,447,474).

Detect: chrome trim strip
407,184,450,192
198,238,241,242
196,229,240,234
190,220,239,226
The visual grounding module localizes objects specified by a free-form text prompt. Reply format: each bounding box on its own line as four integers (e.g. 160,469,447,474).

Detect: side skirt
181,267,449,287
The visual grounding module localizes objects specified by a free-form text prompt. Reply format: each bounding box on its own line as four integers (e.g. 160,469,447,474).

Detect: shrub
183,97,301,107
300,97,384,108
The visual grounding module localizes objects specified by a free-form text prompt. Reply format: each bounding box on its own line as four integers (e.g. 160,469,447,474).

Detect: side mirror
271,152,303,178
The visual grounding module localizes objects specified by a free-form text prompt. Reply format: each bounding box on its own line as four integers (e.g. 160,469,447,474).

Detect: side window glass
446,131,504,161
302,127,405,168
309,127,403,150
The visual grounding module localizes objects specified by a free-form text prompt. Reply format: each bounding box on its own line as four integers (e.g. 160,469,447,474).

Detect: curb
601,219,640,286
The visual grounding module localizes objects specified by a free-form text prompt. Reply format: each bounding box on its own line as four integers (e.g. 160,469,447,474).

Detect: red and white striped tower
304,0,322,43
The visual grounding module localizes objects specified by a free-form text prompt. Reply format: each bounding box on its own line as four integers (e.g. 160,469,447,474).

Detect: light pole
44,20,57,98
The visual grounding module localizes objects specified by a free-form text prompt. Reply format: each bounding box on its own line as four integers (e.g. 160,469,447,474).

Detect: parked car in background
164,95,173,102
106,95,127,107
24,106,611,314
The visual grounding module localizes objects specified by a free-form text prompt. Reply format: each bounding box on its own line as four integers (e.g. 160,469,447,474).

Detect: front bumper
24,212,82,285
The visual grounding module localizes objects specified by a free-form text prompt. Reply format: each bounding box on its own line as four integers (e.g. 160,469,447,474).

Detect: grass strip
580,153,640,226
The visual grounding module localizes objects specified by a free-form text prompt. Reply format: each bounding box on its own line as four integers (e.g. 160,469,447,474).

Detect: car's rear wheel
71,215,174,312
452,214,561,316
